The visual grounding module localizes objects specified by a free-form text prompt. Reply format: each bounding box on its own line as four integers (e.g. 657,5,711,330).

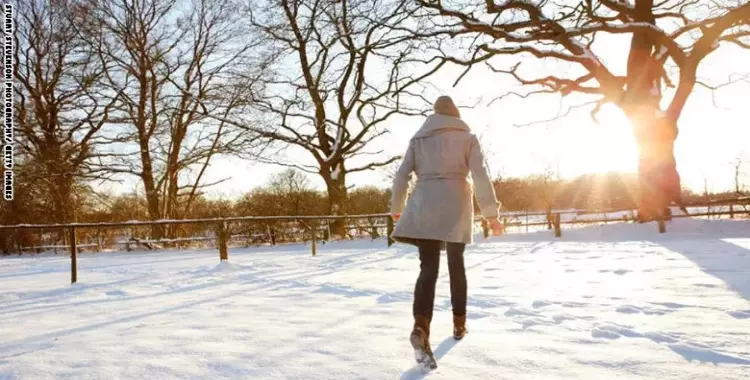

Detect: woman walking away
390,96,503,370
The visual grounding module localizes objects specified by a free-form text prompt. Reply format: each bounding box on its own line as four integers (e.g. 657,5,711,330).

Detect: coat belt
417,172,468,181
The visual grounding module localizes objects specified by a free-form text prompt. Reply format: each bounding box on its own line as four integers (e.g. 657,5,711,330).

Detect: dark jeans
413,239,467,321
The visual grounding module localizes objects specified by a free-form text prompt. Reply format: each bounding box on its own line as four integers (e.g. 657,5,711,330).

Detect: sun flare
566,104,639,175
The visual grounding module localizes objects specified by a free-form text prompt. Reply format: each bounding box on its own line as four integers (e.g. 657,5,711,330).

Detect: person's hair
433,96,460,118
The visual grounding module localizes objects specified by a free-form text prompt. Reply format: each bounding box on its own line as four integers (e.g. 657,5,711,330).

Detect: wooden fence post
70,227,78,284
553,213,561,238
658,215,666,234
525,211,529,233
311,220,317,256
386,217,395,247
729,204,734,219
546,211,552,230
217,222,228,261
481,219,489,239
370,223,380,240
126,227,133,252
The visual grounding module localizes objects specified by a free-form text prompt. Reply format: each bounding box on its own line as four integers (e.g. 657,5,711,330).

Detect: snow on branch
418,0,623,99
672,2,750,42
417,0,750,125
347,156,402,173
484,0,542,15
479,44,593,65
487,62,603,96
238,0,448,186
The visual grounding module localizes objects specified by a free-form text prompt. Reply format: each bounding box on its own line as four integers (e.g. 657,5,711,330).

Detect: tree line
5,0,749,237
7,167,743,226
4,165,746,252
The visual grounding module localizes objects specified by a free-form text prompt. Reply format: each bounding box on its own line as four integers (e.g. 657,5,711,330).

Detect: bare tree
267,169,317,216
235,169,325,217
213,0,447,235
538,164,559,211
14,0,120,223
84,0,266,237
703,174,710,198
415,0,750,221
730,152,748,195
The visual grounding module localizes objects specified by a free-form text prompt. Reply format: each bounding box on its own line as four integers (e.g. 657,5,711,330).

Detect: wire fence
1,202,749,284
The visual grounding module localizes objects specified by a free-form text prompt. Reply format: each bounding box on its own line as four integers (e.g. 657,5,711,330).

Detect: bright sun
564,104,640,175
461,101,642,182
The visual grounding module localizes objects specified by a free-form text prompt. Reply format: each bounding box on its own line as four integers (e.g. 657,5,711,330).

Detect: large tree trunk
140,152,164,240
164,138,184,238
735,165,741,195
136,70,163,239
624,0,683,222
629,110,682,222
324,166,348,238
51,177,75,224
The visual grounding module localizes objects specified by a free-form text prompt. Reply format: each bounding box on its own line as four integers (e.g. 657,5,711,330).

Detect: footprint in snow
694,283,719,288
519,318,556,329
649,302,690,309
615,305,642,314
615,305,670,316
505,307,541,317
552,314,578,323
591,323,640,340
562,301,587,307
594,326,750,365
468,311,492,320
376,293,408,304
105,290,129,297
532,300,553,308
668,343,750,365
643,331,683,344
728,310,750,319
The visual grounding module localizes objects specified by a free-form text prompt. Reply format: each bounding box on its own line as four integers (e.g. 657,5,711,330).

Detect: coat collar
412,114,471,139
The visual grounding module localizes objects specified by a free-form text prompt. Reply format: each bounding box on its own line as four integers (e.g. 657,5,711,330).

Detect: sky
195,48,750,199
101,31,750,200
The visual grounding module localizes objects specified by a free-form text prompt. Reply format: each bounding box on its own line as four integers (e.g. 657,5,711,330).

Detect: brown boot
410,315,437,369
453,314,468,340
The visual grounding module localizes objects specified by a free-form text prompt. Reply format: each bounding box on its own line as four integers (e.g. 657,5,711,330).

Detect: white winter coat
390,114,499,245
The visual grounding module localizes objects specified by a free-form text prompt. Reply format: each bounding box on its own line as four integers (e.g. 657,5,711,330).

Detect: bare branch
347,156,402,173
226,0,448,219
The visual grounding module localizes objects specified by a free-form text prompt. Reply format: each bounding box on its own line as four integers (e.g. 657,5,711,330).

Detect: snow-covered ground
2,219,750,379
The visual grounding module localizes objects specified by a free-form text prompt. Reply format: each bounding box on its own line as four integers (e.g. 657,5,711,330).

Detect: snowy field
2,219,750,379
